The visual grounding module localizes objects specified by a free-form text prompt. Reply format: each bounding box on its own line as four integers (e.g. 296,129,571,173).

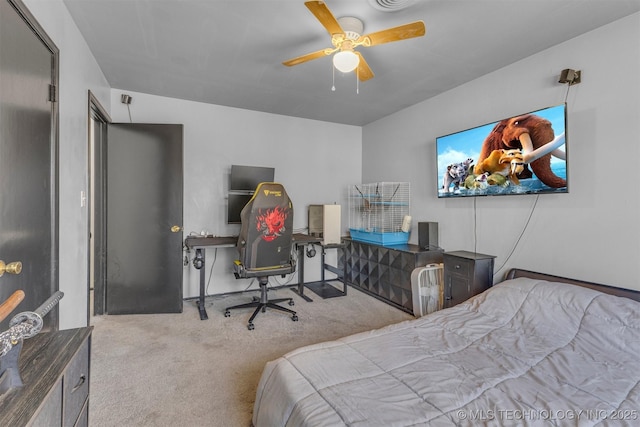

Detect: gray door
0,0,58,330
106,124,183,314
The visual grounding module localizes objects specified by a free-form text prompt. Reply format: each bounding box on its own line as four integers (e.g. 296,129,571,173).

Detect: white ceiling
63,0,640,126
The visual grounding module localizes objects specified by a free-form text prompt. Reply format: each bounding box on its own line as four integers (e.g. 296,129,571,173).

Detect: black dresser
342,238,443,313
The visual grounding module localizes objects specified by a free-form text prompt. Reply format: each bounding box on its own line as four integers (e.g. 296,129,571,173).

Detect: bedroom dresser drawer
63,336,90,426
444,257,472,276
443,251,495,308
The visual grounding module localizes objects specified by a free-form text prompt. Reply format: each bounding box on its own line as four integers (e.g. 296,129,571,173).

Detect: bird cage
348,182,411,246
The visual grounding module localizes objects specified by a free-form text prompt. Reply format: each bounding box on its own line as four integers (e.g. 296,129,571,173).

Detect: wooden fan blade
361,21,425,47
283,48,330,67
355,52,374,81
305,1,344,36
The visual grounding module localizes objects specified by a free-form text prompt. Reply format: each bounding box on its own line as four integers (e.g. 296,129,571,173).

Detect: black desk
184,235,237,320
299,242,348,299
289,233,323,303
184,233,323,320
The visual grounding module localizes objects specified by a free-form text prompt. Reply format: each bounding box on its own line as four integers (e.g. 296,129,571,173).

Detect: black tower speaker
418,222,439,250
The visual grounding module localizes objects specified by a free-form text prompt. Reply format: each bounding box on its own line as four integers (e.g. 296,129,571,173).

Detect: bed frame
505,268,640,302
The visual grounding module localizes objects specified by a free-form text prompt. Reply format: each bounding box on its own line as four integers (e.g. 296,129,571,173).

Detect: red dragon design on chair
256,206,289,242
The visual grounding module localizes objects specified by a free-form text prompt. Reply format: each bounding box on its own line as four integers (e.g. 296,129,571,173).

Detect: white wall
23,0,111,329
109,92,361,296
362,13,640,290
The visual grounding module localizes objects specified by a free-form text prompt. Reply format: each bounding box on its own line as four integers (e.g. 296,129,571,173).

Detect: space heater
410,264,444,317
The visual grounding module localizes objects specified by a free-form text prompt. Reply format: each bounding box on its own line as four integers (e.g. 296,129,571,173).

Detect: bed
252,269,640,426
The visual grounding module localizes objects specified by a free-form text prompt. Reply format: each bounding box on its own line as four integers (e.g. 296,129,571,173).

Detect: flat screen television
227,193,253,224
436,103,567,198
229,165,275,192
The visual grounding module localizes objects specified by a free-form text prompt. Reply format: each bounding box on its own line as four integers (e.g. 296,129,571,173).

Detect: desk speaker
418,222,439,250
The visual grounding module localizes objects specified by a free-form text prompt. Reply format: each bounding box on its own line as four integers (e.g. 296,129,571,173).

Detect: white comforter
252,278,640,426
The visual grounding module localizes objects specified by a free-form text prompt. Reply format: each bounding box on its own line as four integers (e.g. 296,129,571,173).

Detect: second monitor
227,193,253,224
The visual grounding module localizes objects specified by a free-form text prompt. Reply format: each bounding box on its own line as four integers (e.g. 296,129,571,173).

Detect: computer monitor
227,193,253,224
229,165,275,192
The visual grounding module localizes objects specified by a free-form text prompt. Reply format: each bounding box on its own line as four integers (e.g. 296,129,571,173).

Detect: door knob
0,260,22,277
170,225,183,233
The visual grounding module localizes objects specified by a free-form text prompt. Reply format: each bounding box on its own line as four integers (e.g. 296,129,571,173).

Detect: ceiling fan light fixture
333,50,359,73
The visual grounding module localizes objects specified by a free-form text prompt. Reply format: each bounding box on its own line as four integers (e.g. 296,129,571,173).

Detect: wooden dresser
0,327,92,426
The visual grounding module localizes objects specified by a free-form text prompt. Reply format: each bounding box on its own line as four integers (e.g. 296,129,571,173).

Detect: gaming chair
224,182,297,330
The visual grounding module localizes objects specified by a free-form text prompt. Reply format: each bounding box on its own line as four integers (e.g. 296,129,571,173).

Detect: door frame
87,91,110,317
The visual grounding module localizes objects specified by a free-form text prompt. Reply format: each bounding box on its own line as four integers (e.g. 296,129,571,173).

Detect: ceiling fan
283,1,426,81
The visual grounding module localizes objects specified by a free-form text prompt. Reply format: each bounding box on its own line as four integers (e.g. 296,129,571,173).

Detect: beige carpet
89,286,414,427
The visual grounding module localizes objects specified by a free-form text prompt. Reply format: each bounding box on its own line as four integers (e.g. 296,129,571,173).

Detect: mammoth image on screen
436,103,567,198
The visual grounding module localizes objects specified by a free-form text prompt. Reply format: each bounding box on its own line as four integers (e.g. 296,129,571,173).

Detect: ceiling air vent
368,0,416,12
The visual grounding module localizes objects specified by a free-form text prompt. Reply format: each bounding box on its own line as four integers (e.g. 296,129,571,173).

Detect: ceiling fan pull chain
332,64,336,91
356,68,359,94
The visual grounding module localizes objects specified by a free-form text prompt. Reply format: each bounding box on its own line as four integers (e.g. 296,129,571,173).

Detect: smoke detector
368,0,416,12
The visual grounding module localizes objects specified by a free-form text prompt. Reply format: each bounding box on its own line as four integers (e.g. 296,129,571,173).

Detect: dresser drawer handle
454,264,461,269
72,374,86,393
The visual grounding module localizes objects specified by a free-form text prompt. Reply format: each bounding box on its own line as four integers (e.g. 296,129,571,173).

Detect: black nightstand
443,251,495,308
